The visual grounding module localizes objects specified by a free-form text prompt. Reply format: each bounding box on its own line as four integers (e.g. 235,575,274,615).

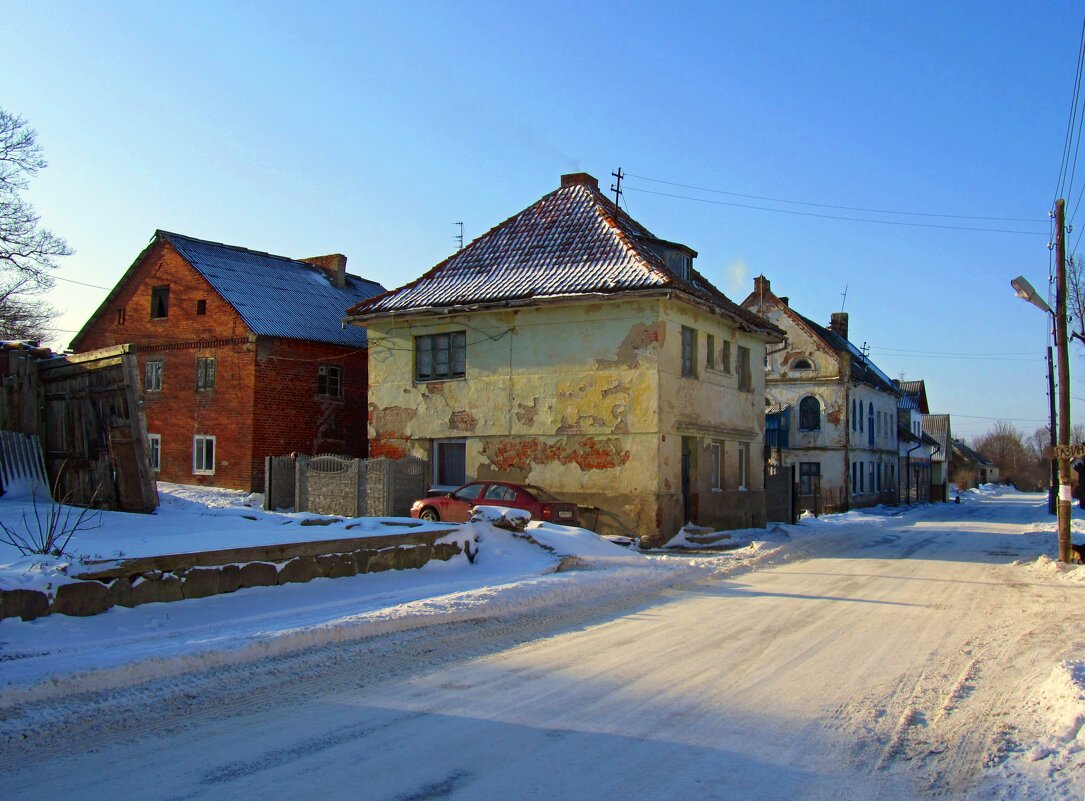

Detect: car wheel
419,507,441,522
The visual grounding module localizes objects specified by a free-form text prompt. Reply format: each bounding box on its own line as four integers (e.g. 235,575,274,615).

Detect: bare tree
0,108,69,340
974,421,1045,489
0,274,56,341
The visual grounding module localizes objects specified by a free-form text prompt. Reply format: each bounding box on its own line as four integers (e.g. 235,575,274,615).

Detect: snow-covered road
2,490,1083,800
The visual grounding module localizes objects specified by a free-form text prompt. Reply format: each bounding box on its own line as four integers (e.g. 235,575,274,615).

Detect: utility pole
1055,198,1073,562
611,167,624,208
1048,345,1058,516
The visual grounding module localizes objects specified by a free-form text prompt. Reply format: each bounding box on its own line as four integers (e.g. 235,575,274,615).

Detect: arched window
859,400,864,432
799,396,821,430
792,357,812,370
852,399,857,431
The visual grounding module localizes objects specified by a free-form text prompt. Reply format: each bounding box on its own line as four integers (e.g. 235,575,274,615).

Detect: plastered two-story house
71,231,385,491
741,276,900,513
895,379,938,503
345,173,784,543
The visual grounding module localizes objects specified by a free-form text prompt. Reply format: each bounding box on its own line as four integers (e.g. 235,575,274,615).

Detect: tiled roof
792,311,898,395
922,414,951,462
894,379,929,413
346,176,781,337
160,232,385,346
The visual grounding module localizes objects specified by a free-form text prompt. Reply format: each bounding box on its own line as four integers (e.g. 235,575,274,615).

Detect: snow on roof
161,232,386,346
346,175,781,337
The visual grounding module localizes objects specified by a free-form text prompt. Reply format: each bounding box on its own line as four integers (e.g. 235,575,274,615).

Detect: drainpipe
906,437,923,504
930,440,942,501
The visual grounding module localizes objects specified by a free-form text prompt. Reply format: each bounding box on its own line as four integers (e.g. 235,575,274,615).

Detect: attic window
666,252,691,281
196,299,207,316
150,285,170,319
792,358,813,370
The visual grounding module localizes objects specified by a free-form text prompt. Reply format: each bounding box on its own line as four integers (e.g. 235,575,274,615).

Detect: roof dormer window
667,252,691,281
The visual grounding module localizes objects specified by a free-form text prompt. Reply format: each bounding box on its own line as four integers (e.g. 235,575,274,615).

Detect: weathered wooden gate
0,344,158,512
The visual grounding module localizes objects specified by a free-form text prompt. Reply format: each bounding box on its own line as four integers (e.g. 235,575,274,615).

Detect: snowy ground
1,485,1084,800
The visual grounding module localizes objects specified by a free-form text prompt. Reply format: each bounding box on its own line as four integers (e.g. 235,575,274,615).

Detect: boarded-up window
416,332,466,381
196,357,216,391
681,326,696,378
737,346,751,391
706,335,715,370
145,360,163,392
720,340,731,374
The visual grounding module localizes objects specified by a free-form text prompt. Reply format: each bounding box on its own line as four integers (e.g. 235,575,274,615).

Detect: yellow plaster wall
365,299,665,535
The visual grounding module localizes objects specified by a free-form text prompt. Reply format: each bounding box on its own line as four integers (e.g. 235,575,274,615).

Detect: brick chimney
829,311,849,341
561,172,599,189
302,254,348,289
753,275,770,296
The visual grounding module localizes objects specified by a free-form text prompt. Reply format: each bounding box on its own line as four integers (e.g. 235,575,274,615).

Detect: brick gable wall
71,239,370,492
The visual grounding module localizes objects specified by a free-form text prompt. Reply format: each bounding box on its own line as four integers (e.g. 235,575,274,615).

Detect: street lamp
1011,276,1053,314
1012,196,1073,563
1012,275,1058,516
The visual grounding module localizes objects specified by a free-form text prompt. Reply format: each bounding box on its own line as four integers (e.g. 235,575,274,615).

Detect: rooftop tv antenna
454,222,464,251
840,284,848,312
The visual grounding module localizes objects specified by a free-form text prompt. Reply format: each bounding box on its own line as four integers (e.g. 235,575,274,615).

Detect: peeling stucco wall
365,296,775,540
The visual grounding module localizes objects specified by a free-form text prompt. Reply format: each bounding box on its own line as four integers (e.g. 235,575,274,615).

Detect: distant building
71,231,385,491
895,379,936,503
741,276,900,513
346,173,784,544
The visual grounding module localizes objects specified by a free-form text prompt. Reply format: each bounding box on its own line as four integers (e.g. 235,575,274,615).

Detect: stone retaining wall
0,538,464,622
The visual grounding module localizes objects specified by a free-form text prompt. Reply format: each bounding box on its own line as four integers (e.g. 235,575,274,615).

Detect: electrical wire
624,186,1047,235
627,173,1045,224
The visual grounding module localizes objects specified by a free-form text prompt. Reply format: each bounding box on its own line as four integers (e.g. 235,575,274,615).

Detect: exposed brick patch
481,437,630,472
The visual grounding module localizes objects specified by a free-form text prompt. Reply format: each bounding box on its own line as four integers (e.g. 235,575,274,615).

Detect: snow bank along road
2,491,1083,801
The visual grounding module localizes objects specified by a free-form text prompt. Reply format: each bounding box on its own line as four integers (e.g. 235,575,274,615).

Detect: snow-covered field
1,485,1083,800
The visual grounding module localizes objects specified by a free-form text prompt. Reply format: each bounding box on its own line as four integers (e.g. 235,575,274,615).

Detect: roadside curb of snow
0,558,710,708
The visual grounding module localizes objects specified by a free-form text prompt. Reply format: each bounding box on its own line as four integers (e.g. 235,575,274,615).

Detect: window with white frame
433,439,466,488
710,441,722,490
144,360,163,392
416,332,466,381
147,433,161,472
193,435,215,475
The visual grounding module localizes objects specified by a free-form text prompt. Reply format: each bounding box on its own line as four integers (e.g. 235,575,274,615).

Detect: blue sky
2,1,1080,441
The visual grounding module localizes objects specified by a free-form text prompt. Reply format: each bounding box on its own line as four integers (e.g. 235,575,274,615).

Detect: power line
627,173,1045,224
625,186,1048,235
869,345,1038,357
52,274,112,290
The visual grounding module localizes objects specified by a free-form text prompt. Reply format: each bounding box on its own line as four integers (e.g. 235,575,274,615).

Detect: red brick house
71,231,385,491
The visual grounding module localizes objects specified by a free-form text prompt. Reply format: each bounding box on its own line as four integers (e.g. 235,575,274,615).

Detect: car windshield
523,485,561,501
452,483,485,501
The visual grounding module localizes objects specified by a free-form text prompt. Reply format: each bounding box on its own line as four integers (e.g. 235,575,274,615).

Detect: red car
410,481,579,525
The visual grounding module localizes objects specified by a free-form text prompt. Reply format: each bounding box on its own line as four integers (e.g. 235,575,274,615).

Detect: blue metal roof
346,177,781,337
160,232,385,346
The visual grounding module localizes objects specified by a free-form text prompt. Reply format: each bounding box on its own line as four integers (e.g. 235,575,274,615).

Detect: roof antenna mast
611,167,624,208
840,284,848,312
454,222,464,251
